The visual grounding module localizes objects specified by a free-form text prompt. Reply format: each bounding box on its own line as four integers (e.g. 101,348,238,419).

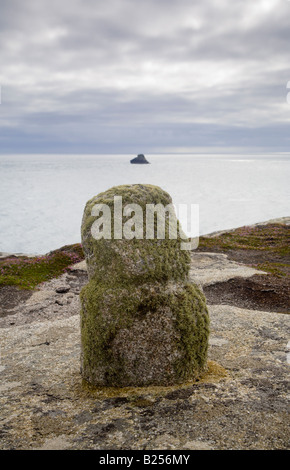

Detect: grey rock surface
189,251,267,287
0,250,289,449
0,301,289,450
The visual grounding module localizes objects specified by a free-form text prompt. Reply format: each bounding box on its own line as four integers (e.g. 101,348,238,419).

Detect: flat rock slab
69,260,87,271
189,252,266,287
0,304,289,450
59,252,265,287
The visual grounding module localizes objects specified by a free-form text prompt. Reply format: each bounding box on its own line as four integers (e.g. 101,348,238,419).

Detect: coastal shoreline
1,216,289,259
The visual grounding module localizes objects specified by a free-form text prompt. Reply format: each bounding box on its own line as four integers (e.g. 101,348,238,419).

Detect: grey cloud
0,0,289,153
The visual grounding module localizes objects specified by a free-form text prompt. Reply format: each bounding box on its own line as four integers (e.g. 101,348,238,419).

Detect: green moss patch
199,224,289,254
77,360,227,400
0,244,84,290
198,224,289,278
80,281,209,387
81,184,191,285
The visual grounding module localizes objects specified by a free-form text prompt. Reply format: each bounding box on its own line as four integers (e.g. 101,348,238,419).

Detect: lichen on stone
80,184,210,387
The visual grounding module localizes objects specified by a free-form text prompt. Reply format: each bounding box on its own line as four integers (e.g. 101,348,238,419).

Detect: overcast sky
0,0,290,154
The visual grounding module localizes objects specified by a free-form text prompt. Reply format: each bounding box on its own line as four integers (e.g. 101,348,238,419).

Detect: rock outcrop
1,218,289,450
130,154,150,164
80,184,209,387
0,238,289,449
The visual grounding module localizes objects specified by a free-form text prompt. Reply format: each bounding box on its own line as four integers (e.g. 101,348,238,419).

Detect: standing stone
80,184,209,387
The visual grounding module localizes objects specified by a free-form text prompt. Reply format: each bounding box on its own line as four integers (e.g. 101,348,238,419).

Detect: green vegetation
80,282,209,387
199,224,289,253
0,244,84,289
252,262,289,278
78,360,227,399
198,224,289,278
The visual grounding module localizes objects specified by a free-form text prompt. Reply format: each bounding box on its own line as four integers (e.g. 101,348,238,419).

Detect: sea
0,153,289,255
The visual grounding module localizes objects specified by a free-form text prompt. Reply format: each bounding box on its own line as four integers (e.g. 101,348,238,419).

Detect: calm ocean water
0,153,289,254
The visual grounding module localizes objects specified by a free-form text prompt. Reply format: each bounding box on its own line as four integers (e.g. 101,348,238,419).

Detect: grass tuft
0,244,84,289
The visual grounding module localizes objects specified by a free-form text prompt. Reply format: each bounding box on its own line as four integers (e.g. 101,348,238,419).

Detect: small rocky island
130,154,150,164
